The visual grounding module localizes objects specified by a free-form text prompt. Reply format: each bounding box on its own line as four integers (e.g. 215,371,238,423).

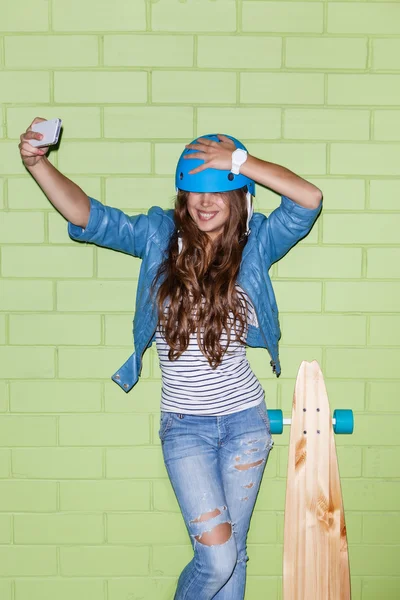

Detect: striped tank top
156,286,265,416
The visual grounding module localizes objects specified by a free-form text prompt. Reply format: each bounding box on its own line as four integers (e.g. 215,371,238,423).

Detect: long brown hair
154,186,250,368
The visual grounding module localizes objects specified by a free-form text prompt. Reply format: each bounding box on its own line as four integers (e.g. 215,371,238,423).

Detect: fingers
27,116,46,130
22,130,43,142
188,164,209,175
19,140,46,157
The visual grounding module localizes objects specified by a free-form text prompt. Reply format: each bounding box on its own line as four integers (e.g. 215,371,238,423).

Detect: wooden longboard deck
283,360,351,600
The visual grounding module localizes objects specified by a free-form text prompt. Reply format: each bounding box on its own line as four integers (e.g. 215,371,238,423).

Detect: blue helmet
175,134,256,196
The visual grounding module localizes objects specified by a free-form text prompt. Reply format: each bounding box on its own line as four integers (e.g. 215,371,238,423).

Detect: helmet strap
246,191,253,236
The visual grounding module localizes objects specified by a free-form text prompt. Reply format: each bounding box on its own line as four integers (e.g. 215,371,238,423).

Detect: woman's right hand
19,117,50,168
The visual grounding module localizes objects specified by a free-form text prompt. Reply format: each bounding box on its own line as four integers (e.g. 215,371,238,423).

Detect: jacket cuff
68,197,104,242
281,195,322,225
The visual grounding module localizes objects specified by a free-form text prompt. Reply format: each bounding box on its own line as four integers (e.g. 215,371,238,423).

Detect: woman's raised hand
184,134,237,175
19,117,50,168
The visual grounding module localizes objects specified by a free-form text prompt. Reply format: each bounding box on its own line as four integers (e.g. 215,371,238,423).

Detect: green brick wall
0,0,399,598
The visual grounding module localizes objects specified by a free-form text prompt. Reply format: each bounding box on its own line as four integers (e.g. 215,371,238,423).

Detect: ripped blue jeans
159,401,273,600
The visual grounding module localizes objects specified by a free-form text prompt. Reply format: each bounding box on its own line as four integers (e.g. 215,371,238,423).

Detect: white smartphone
29,118,62,148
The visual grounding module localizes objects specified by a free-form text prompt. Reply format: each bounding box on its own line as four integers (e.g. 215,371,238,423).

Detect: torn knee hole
190,506,226,524
195,522,232,546
234,459,264,471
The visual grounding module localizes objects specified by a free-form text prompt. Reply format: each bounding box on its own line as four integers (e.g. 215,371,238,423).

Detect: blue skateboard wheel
268,409,283,435
333,409,354,434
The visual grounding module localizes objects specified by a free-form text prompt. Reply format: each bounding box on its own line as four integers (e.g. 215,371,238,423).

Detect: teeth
199,212,215,219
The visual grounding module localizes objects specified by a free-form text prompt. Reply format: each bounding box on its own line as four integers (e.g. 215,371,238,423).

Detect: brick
59,414,150,446
105,177,174,210
108,513,187,545
284,109,369,141
48,212,75,244
7,177,55,209
14,514,104,544
106,447,166,478
5,35,98,68
278,247,361,279
0,450,10,477
155,143,186,175
108,579,175,600
0,481,57,511
58,142,151,174
104,314,135,347
325,380,365,412
58,347,150,380
273,281,322,312
0,72,49,103
0,142,30,175
153,480,182,512
324,214,400,245
374,110,400,141
0,580,11,600
53,0,146,31
370,179,400,210
280,315,366,346
12,448,103,479
104,34,193,67
0,179,4,208
241,73,324,105
57,281,137,311
9,314,101,345
0,515,11,542
1,246,93,278
370,316,400,346
15,580,106,600
246,577,279,599
0,382,8,412
351,546,400,577
343,480,400,511
326,349,399,380
0,211,45,243
61,546,149,576
0,348,55,379
104,106,194,139
60,481,150,511
369,382,400,413
10,381,102,413
328,75,400,106
1,0,48,31
0,314,6,344
337,447,362,478
198,36,281,69
362,578,400,600
54,72,147,104
152,71,236,104
248,544,283,576
0,416,56,446
364,448,400,479
0,547,57,576
325,282,400,313
248,512,278,544
0,280,52,311
152,0,236,32
331,143,400,176
328,3,400,35
7,107,101,140
197,108,281,141
286,37,367,69
97,248,140,280
152,545,192,576
249,142,326,175
373,38,400,71
104,381,161,413
242,2,323,33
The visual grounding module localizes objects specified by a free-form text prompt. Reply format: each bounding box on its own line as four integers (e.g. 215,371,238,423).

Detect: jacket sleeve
68,197,150,259
260,195,322,266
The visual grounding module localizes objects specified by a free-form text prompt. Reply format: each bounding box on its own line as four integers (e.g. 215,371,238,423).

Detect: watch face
233,149,247,164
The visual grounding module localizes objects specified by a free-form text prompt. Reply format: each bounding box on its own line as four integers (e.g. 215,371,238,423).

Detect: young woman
19,120,322,600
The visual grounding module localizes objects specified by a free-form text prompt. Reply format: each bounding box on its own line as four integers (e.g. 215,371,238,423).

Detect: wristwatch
231,148,248,175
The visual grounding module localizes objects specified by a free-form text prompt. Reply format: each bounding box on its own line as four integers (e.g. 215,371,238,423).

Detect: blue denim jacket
68,196,321,392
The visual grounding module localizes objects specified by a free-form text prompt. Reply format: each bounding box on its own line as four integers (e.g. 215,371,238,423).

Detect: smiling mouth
197,210,218,221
